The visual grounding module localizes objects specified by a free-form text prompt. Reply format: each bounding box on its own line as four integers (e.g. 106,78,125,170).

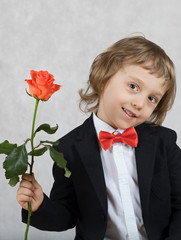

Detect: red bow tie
99,127,138,151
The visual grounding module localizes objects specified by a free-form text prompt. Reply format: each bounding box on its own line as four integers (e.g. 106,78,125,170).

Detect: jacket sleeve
22,160,78,231
166,130,181,239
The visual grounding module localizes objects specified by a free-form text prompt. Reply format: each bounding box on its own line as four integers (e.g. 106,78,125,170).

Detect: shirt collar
93,112,124,139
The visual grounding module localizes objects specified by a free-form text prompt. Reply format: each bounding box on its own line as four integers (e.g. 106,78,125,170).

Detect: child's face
97,65,167,129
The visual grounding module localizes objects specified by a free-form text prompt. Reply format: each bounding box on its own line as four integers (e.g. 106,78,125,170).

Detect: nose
131,95,145,110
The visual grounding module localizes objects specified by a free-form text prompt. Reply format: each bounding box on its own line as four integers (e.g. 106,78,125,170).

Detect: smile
122,108,136,118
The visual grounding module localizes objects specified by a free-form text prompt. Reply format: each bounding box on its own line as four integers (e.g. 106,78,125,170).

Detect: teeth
123,108,135,117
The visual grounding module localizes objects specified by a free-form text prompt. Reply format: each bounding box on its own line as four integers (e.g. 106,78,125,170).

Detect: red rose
25,70,61,101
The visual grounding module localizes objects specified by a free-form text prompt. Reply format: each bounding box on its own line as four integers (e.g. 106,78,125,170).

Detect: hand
17,173,44,212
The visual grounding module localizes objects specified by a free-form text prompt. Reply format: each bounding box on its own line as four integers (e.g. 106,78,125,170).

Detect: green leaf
0,141,17,155
64,167,72,178
49,147,71,178
9,176,19,187
40,140,59,146
35,124,58,135
28,147,48,156
3,144,28,179
49,146,67,168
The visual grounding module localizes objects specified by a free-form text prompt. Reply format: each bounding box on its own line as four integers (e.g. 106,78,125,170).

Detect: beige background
0,0,181,239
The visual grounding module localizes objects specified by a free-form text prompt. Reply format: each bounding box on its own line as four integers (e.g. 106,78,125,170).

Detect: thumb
31,173,41,188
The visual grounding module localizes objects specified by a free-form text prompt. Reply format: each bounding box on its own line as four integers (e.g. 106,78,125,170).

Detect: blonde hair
79,36,176,125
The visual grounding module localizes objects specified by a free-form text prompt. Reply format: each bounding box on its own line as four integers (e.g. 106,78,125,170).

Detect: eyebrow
128,76,164,98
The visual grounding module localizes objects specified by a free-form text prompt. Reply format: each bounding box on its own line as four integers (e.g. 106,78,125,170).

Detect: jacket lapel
74,116,158,220
74,114,108,214
135,124,158,221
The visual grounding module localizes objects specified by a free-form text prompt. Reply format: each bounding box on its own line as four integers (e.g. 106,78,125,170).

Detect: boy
17,36,181,240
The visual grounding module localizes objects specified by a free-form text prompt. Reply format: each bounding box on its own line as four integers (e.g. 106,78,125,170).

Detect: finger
19,180,34,190
19,201,29,211
22,174,34,182
17,193,33,211
23,173,38,186
31,173,42,189
17,187,34,198
21,173,39,191
17,194,33,203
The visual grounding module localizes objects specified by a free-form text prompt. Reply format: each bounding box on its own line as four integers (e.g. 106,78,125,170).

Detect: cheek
102,90,115,106
143,106,155,120
108,95,121,112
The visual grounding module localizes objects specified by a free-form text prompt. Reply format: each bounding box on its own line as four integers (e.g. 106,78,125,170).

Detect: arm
166,130,181,239
21,163,78,231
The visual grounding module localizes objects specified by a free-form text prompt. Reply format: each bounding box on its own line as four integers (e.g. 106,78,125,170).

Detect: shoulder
136,122,176,135
54,114,94,152
54,124,82,153
136,123,177,143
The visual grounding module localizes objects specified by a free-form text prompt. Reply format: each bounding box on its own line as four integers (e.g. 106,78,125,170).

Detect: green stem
24,98,40,240
24,202,31,240
30,99,40,174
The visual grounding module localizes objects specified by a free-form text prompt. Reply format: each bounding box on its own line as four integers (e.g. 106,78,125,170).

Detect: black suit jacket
22,114,181,240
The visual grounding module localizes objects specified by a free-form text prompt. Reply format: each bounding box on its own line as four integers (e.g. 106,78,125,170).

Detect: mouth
122,107,136,118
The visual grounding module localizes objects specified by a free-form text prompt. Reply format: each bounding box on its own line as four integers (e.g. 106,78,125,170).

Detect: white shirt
93,113,147,240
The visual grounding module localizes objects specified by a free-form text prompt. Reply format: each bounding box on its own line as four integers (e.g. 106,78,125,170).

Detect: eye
148,96,157,103
128,83,138,91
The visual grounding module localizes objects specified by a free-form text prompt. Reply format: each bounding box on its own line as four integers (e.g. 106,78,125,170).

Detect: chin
117,123,132,130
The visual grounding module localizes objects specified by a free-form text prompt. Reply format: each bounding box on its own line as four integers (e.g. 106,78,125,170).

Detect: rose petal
42,84,61,101
30,70,38,85
25,80,41,97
